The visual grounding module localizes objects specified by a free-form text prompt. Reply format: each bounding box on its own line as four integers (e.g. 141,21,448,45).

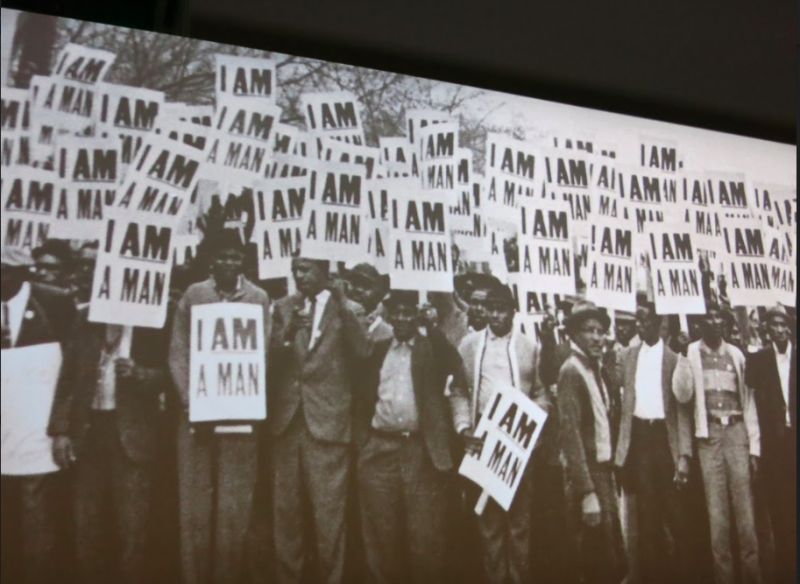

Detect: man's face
635,308,660,344
388,304,418,342
487,300,514,337
616,320,637,346
35,253,63,285
293,260,326,297
573,318,606,360
467,289,489,331
348,277,383,313
212,248,244,283
702,308,725,344
767,315,790,346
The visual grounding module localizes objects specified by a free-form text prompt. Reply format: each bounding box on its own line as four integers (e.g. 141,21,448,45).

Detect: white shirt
2,281,31,347
774,342,793,426
634,338,666,420
305,289,331,350
93,325,133,411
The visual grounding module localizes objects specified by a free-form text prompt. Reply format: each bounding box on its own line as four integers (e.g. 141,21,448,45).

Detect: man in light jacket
674,302,761,584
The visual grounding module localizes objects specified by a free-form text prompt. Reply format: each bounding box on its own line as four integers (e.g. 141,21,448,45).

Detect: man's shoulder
241,278,269,303
458,330,482,353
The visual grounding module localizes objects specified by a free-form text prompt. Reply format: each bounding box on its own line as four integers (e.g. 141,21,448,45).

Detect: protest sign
485,133,544,228
1,166,59,251
111,135,204,224
173,233,201,266
448,148,476,231
30,74,99,134
721,218,774,307
215,54,277,103
253,176,308,279
543,147,593,238
591,157,627,220
617,164,677,234
301,91,365,150
273,123,298,156
161,103,213,127
459,385,548,512
585,216,637,312
647,222,706,314
1,87,31,167
380,136,415,177
204,95,281,180
706,171,751,219
517,200,576,295
366,178,390,274
50,135,122,239
682,171,722,251
52,43,115,85
509,276,566,343
1,342,62,476
639,137,682,174
405,109,455,145
264,153,313,180
765,227,796,308
189,303,267,423
97,83,164,167
418,121,458,190
320,137,379,179
750,183,796,234
389,182,454,292
301,162,368,263
157,118,210,152
89,210,175,328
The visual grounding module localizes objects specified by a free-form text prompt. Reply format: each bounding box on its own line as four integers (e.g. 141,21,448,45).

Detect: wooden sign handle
474,490,490,516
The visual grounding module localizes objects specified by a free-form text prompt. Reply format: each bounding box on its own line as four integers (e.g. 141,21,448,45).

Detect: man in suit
168,229,272,584
451,284,550,584
674,302,761,584
354,290,459,583
270,257,369,584
746,305,795,584
49,240,170,584
614,301,692,584
558,301,626,584
1,247,69,584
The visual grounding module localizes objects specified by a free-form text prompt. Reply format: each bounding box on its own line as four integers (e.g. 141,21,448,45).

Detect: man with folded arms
674,302,761,584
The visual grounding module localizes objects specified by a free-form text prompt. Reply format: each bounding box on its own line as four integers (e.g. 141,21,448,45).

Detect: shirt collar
700,338,726,355
640,338,663,353
213,275,245,299
391,335,416,349
487,327,512,342
774,342,792,357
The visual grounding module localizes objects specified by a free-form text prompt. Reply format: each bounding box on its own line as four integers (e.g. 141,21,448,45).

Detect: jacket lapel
661,346,672,415
411,336,428,409
623,345,641,415
14,294,55,348
307,294,337,356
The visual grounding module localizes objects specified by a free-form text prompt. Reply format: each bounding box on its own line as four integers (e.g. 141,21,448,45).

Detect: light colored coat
673,339,760,457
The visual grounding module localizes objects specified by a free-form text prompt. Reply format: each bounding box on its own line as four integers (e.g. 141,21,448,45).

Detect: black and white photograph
0,3,795,584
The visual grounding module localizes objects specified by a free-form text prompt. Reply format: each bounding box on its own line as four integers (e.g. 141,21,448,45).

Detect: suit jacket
614,343,692,471
48,308,171,463
30,282,77,344
746,344,796,470
11,287,59,349
270,291,369,443
355,333,458,472
558,349,621,499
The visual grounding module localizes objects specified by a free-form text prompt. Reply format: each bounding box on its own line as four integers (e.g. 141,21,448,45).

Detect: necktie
1,302,12,349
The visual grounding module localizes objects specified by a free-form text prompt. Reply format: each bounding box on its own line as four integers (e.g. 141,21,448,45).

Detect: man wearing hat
355,289,460,583
746,305,796,584
345,262,393,342
168,229,271,584
451,284,550,584
557,300,626,584
270,256,369,584
613,310,640,355
613,300,693,584
674,302,761,584
1,246,66,584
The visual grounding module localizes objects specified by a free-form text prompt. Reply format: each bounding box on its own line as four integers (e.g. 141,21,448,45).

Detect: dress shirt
477,330,514,421
2,281,31,347
305,289,331,350
634,339,666,420
93,324,133,411
372,337,419,432
774,342,793,426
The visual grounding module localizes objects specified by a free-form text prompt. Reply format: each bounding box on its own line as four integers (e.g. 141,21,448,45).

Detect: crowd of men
0,229,796,584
